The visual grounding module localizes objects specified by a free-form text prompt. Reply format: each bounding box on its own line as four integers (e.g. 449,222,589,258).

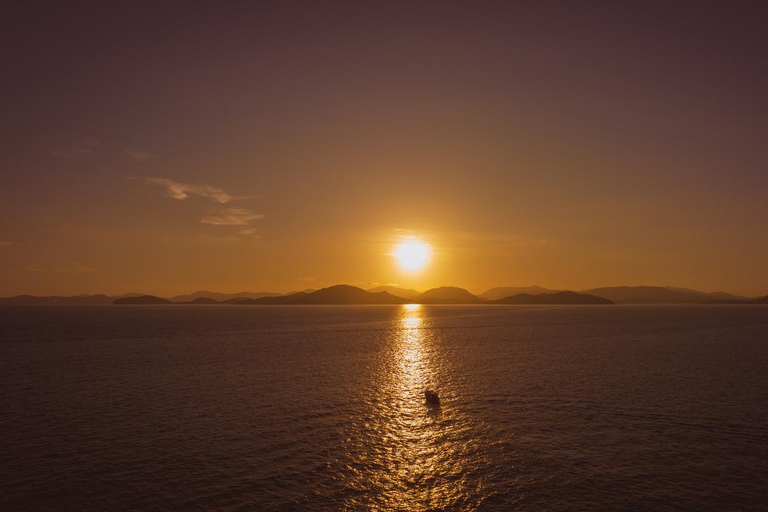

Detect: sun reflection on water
396,305,432,418
341,305,493,511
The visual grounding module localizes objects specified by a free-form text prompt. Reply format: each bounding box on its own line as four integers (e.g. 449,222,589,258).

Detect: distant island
1,285,765,306
481,286,562,300
169,290,283,302
705,296,768,305
495,291,613,305
418,286,485,304
110,285,614,305
228,285,406,305
113,295,173,305
579,286,748,304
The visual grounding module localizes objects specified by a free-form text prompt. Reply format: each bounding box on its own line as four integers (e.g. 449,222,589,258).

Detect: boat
424,389,440,405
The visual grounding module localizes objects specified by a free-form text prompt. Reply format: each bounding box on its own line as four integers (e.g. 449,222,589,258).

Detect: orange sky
2,3,767,297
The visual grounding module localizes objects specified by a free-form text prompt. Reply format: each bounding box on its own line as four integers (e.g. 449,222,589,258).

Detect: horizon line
1,282,764,300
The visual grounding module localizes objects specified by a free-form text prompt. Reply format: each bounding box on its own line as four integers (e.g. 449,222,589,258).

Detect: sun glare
393,240,431,272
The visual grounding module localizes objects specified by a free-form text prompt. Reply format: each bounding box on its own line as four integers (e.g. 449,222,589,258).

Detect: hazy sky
2,2,767,296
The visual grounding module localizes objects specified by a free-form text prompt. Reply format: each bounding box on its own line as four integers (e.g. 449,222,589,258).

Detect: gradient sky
2,1,767,296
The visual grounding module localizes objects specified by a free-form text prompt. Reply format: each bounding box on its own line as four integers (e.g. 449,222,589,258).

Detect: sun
393,239,431,272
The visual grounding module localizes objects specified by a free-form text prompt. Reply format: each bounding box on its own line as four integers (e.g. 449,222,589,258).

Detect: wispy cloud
25,263,96,273
126,149,156,161
0,242,16,247
146,178,264,236
201,207,265,226
238,227,260,238
146,178,234,203
49,138,99,159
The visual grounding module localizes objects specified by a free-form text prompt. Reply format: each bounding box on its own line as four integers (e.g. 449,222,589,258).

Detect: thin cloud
49,138,98,159
0,242,16,246
126,149,156,161
146,178,263,236
146,178,233,203
238,227,261,238
25,263,96,273
201,207,265,226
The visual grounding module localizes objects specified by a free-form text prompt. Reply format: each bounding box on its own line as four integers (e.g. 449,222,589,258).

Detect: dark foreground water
1,305,767,511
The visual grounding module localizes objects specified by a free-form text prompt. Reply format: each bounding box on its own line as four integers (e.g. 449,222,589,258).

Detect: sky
2,1,767,296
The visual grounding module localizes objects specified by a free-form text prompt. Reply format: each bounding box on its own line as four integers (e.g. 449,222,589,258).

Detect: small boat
424,389,440,405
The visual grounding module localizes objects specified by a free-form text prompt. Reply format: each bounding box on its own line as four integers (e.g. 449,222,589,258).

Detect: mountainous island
230,285,406,305
1,285,764,306
481,286,562,300
581,286,747,304
495,291,613,305
113,295,173,305
110,285,614,305
418,286,485,304
366,285,421,299
169,290,283,302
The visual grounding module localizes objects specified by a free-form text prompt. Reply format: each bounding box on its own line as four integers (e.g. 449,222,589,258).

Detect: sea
1,305,767,511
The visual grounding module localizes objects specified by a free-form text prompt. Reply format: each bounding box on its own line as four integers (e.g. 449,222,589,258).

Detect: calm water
1,305,767,511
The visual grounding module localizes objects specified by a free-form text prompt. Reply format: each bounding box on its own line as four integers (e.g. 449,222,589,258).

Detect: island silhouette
1,285,764,306
112,285,614,305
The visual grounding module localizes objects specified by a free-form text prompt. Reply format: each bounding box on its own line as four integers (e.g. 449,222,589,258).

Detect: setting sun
393,240,432,272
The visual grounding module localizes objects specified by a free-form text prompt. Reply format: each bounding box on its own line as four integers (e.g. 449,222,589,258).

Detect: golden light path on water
341,304,498,511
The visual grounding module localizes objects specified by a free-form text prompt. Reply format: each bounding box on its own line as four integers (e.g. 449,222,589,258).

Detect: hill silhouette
495,291,613,305
114,295,173,304
183,297,220,304
2,285,762,305
582,286,750,304
282,288,318,295
231,285,406,305
418,287,483,303
481,286,560,300
0,294,116,305
293,285,405,304
230,292,309,305
170,290,281,302
661,286,747,302
366,286,421,299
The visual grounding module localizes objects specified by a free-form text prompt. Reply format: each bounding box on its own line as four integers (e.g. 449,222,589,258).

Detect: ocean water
1,305,767,511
